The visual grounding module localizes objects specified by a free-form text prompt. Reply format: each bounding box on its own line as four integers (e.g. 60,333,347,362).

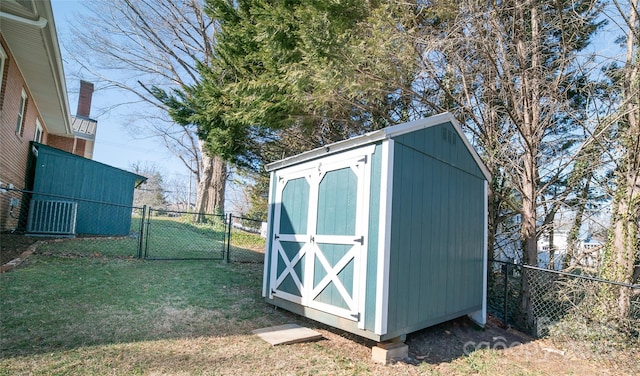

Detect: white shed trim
262,171,276,298
469,180,489,327
268,145,375,322
375,139,394,335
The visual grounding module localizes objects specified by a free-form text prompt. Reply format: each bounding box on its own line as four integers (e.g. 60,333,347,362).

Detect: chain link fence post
502,263,510,327
137,205,146,259
222,215,266,263
226,213,232,263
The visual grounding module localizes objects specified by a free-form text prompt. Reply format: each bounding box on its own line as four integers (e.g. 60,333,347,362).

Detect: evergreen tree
157,0,425,170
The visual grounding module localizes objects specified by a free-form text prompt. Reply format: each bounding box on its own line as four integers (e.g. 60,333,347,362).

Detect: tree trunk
519,152,539,331
604,0,639,318
487,181,497,263
518,0,542,332
548,221,555,270
194,147,227,222
607,188,637,317
211,154,227,214
565,176,591,269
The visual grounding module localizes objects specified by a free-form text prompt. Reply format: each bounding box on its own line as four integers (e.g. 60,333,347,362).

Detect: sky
51,0,191,185
50,0,206,208
48,0,252,213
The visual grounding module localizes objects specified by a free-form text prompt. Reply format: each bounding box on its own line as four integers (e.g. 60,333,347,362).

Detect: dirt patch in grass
0,233,45,265
405,315,639,375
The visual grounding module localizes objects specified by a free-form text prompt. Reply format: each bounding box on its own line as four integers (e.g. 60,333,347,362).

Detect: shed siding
393,122,485,181
364,143,383,331
386,139,485,336
31,145,140,236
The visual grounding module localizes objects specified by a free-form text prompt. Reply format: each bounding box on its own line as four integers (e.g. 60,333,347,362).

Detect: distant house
537,232,569,270
0,0,145,235
537,231,605,270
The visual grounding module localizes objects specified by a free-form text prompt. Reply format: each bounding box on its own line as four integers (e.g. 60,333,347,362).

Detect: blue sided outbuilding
25,142,146,237
262,112,490,342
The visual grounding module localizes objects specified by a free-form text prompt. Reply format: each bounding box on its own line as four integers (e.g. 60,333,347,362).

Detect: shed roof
32,142,147,187
265,112,491,181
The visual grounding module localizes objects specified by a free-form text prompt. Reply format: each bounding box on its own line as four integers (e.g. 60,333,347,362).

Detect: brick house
0,1,98,232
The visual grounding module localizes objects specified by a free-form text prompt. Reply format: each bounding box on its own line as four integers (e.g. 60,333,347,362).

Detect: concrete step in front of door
252,324,323,346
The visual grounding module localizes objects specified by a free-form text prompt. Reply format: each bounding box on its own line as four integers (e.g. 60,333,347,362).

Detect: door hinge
351,312,360,321
354,236,364,244
358,155,367,164
271,289,276,295
274,234,279,240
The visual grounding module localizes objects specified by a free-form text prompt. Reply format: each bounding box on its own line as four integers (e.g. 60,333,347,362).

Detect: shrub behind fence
487,260,640,344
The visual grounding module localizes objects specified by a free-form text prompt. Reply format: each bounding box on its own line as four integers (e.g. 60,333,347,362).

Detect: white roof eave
0,1,72,136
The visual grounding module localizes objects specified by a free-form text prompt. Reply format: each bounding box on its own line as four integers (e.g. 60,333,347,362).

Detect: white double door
269,148,372,325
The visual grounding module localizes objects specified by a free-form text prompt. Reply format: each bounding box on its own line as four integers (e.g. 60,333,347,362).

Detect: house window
34,119,43,143
16,88,27,136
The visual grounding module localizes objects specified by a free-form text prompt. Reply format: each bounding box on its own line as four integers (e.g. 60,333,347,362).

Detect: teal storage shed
262,113,490,342
26,143,146,236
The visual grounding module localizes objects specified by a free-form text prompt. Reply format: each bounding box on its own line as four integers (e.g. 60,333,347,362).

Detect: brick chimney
76,80,94,117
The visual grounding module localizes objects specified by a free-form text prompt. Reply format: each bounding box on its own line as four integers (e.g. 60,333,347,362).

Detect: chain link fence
142,209,227,260
2,189,144,259
225,214,266,263
8,189,636,346
488,260,640,344
1,187,267,264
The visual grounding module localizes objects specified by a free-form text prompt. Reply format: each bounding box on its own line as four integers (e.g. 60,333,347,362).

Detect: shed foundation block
371,341,408,364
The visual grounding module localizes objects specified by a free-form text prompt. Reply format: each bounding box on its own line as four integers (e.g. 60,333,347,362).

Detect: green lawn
227,228,266,263
0,253,393,375
0,257,269,358
2,229,635,375
34,215,266,262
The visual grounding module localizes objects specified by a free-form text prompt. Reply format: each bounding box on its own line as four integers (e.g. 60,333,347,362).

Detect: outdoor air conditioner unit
26,199,77,236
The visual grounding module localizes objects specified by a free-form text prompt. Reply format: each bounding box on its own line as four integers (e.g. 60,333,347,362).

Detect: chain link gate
140,207,229,261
